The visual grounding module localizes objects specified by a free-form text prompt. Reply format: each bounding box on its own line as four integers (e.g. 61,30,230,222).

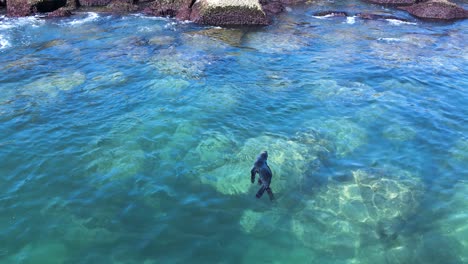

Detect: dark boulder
399,0,468,20
46,6,72,16
78,0,112,7
7,0,66,16
7,0,32,16
261,0,284,16
107,0,138,12
356,12,406,20
313,11,348,17
143,0,192,18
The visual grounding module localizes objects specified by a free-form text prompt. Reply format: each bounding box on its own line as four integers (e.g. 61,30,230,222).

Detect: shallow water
1,1,467,263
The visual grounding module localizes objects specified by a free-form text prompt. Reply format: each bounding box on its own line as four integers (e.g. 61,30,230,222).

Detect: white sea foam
346,16,356,24
377,37,403,42
0,16,44,30
0,35,11,50
386,19,417,26
68,12,100,26
131,13,169,21
312,14,335,19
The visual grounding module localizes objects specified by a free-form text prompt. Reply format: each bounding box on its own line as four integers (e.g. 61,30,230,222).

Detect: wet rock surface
143,0,192,20
190,0,269,25
5,0,467,23
365,0,417,5
78,0,112,6
399,0,468,20
46,6,72,17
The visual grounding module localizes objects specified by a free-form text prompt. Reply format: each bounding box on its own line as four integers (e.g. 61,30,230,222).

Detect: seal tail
266,187,275,201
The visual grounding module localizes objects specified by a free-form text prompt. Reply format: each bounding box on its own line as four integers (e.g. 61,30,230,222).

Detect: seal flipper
256,185,266,198
266,187,274,201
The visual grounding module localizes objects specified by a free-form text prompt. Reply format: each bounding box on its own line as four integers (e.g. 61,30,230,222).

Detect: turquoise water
1,1,467,263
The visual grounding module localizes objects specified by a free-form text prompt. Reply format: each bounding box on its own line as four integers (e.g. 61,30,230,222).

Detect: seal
250,151,275,201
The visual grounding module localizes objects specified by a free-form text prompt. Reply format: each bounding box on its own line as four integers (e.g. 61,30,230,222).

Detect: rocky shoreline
1,0,467,25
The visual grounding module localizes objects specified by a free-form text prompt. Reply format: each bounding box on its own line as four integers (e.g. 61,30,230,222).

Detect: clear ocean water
1,1,467,263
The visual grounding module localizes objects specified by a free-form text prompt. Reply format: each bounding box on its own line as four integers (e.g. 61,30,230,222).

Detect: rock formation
399,0,468,20
365,0,417,5
143,0,193,20
4,0,467,24
190,0,269,25
7,0,66,16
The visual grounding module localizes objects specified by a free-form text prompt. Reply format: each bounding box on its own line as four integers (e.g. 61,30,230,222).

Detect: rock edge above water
3,0,468,25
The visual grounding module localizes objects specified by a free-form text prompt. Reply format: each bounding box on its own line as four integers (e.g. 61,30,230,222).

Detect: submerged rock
190,0,269,26
243,31,304,53
352,167,424,222
313,10,348,17
185,28,246,47
150,47,210,79
399,0,468,20
240,209,282,236
292,165,424,258
304,118,368,157
3,242,68,264
22,70,86,98
197,135,316,195
356,12,407,21
84,113,147,183
450,138,468,163
382,124,416,142
438,180,468,263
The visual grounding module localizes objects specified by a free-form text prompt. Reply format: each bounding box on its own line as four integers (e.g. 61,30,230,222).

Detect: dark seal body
250,151,275,201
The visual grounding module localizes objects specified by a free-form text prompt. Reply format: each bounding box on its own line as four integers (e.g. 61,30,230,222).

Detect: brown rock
365,0,417,5
106,0,137,12
7,0,66,16
7,0,33,16
78,0,112,7
313,11,348,17
144,0,192,18
399,0,468,20
356,12,406,21
46,6,72,16
261,0,284,16
190,0,269,26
